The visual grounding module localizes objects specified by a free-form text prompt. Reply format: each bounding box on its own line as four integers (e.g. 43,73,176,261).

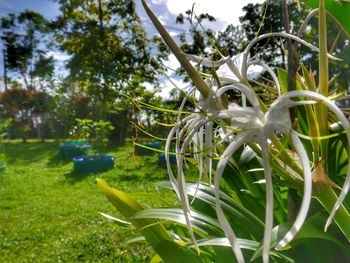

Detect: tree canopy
52,0,164,101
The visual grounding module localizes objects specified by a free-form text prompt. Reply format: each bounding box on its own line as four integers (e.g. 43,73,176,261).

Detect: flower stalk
316,0,329,161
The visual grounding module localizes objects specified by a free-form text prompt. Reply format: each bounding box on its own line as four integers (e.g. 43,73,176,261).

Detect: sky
0,0,265,96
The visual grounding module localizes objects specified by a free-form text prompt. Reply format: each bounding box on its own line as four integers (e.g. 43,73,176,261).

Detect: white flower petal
274,90,350,231
215,134,248,263
275,131,312,250
260,139,274,263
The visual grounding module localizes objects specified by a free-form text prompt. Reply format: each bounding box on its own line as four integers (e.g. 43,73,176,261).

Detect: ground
0,140,176,262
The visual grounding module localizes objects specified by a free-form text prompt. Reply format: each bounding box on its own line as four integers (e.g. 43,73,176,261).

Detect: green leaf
99,212,132,227
328,132,348,181
150,254,162,263
129,192,173,206
132,208,222,236
126,236,146,244
157,181,264,236
96,178,202,263
314,186,350,243
305,0,350,39
277,67,289,94
191,238,293,262
192,237,259,250
301,64,316,92
251,212,350,261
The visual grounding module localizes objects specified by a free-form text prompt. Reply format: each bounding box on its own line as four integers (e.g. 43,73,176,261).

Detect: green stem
317,0,329,158
270,135,304,176
315,186,350,242
318,0,328,97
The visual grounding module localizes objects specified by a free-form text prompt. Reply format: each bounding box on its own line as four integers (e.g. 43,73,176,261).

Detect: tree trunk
3,49,8,91
98,0,104,29
282,0,300,222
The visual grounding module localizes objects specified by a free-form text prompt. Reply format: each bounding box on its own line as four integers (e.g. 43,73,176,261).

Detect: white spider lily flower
167,84,350,263
215,88,350,262
185,32,339,102
164,85,329,263
165,49,344,263
213,85,317,263
184,53,243,84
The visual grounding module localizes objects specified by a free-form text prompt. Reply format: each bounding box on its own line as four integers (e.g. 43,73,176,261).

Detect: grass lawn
0,140,177,262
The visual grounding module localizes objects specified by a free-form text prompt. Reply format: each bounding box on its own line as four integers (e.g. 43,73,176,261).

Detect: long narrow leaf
158,181,264,235
132,208,222,235
97,179,202,262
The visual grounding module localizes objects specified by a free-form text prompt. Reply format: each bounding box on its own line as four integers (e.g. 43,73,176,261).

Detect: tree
0,10,57,142
0,10,54,90
53,0,164,101
1,89,33,143
51,0,167,143
218,1,295,68
218,1,350,89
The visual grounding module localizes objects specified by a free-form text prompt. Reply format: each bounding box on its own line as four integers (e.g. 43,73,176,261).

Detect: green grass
0,140,177,262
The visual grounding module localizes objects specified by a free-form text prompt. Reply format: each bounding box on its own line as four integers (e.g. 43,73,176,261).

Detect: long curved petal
274,90,350,231
248,60,281,96
241,32,341,81
215,134,248,263
260,139,273,263
205,122,213,185
216,84,262,113
275,131,312,249
165,115,197,198
177,119,211,248
184,53,229,67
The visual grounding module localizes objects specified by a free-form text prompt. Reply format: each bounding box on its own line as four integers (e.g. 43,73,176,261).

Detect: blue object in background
135,141,162,155
73,155,115,173
158,153,177,168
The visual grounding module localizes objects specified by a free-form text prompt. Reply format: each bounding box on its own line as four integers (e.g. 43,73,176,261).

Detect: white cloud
168,31,178,37
162,54,180,71
158,77,189,99
157,14,170,25
46,51,70,62
153,54,185,99
151,0,167,4
143,75,185,99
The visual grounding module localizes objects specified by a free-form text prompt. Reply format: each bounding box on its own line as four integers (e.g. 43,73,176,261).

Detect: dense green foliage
69,118,114,143
52,0,163,100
